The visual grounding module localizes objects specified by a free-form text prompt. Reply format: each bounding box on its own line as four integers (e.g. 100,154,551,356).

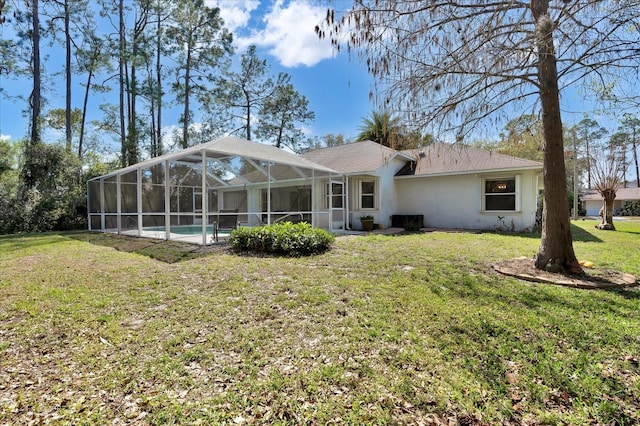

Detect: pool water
143,225,215,235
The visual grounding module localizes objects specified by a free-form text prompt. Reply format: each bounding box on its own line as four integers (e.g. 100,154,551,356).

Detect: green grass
1,220,639,424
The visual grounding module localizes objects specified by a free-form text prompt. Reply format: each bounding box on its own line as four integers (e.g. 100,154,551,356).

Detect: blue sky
0,0,375,148
0,0,632,150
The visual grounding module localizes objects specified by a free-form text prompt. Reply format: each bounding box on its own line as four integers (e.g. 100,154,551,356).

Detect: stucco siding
346,157,405,230
395,171,540,231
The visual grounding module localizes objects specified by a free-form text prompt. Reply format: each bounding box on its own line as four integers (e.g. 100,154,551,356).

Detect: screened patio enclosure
88,136,345,245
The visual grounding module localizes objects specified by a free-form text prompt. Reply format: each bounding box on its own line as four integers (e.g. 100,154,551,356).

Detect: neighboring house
303,141,543,232
88,137,543,245
581,187,640,216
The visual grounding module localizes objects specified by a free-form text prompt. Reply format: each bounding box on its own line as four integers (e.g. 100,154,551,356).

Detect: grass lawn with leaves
1,221,639,424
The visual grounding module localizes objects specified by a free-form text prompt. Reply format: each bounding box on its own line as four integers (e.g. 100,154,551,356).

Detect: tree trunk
182,37,192,149
531,0,582,274
119,0,127,167
30,0,41,149
65,0,72,154
633,128,639,188
155,2,163,156
585,129,591,189
596,193,616,230
23,0,42,192
244,88,251,140
128,47,138,166
275,116,285,148
79,66,93,160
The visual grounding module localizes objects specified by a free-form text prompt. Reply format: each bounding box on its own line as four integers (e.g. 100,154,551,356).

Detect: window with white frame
359,179,377,210
324,182,343,209
483,177,518,211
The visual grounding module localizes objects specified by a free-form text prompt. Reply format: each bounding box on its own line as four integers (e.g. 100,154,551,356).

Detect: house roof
301,140,413,174
92,136,338,181
398,143,543,177
580,187,640,201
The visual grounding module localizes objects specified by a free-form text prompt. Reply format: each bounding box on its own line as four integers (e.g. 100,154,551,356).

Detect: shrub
620,200,640,216
228,222,335,257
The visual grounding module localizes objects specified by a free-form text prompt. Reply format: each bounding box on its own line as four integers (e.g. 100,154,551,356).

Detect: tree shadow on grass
570,224,603,242
67,231,227,263
0,232,71,254
615,229,640,236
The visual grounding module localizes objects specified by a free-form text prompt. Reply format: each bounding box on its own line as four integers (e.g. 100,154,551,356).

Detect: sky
0,0,633,150
0,0,374,147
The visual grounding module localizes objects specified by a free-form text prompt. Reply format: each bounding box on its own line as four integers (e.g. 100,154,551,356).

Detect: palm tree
356,111,404,148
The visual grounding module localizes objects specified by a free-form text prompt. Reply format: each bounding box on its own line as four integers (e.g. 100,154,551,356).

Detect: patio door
193,191,203,224
328,180,345,230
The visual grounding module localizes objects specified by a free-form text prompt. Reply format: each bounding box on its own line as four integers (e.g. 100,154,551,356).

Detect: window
261,186,311,212
223,190,247,211
484,177,517,211
359,180,377,209
325,182,343,208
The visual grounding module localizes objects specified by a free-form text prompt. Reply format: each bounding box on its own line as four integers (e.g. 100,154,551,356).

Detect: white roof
93,136,338,180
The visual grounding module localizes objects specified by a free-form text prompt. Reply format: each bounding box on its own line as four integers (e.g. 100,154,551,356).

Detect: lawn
1,220,639,425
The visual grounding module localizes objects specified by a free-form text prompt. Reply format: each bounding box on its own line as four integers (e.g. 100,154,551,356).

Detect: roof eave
394,165,543,179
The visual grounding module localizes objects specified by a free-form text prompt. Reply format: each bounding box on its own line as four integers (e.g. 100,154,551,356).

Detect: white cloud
230,0,335,68
207,0,260,33
0,134,10,142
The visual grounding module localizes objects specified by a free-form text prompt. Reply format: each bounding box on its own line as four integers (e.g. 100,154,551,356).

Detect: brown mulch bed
493,256,638,290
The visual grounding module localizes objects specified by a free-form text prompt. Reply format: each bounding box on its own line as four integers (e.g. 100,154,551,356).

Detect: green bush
228,222,334,257
620,200,640,216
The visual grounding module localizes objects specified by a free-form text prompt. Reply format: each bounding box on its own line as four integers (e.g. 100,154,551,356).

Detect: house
87,137,543,244
581,187,640,216
303,141,543,232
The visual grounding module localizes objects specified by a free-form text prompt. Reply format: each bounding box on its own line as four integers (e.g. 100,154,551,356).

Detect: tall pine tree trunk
633,128,639,188
119,0,127,167
244,88,251,140
79,43,99,160
155,1,163,156
182,40,191,149
64,0,72,153
30,0,41,149
23,0,42,192
532,0,582,274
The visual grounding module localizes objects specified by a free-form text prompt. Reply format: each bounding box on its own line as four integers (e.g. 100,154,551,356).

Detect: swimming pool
143,225,215,235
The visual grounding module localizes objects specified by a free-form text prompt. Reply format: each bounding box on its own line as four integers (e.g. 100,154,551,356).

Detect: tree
116,0,128,166
0,139,16,177
147,0,175,157
45,108,83,150
574,118,608,189
256,79,315,151
48,0,81,153
496,115,543,161
320,1,640,273
592,141,627,230
214,45,281,141
76,31,109,160
323,133,350,147
356,111,403,148
166,0,232,148
13,0,44,191
618,113,640,187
